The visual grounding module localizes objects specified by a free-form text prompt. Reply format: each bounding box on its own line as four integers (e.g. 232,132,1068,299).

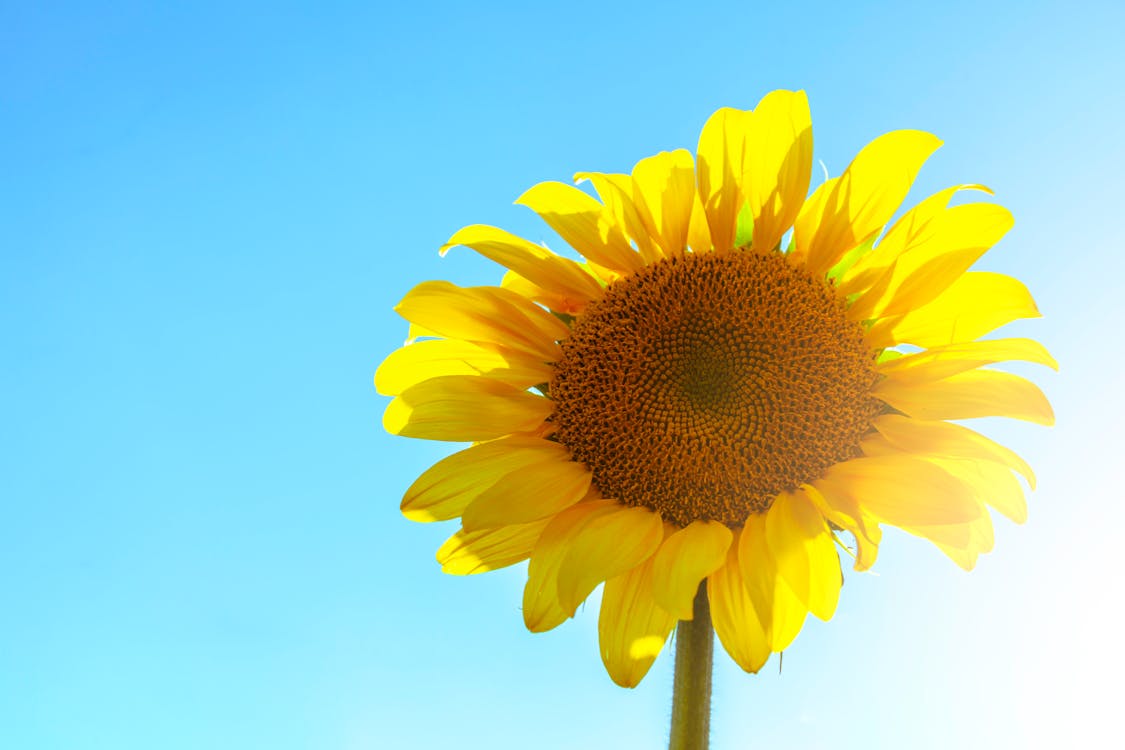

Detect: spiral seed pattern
550,249,881,527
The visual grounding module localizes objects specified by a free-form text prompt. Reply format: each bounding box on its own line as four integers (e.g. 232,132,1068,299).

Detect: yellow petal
598,558,678,688
797,130,943,276
500,269,586,315
807,481,882,572
737,513,807,651
687,189,713,252
574,171,661,264
441,224,604,307
866,272,1041,348
555,505,664,617
401,436,570,522
849,203,1014,320
515,181,644,274
650,521,732,620
872,414,1036,490
742,90,813,254
877,338,1058,383
437,518,551,575
395,280,567,361
696,107,750,252
839,184,990,296
929,512,995,571
707,533,770,673
875,369,1055,425
383,375,553,441
461,457,592,530
766,490,842,622
790,176,837,266
819,455,983,527
631,149,697,257
929,456,1028,525
523,498,619,632
375,339,551,396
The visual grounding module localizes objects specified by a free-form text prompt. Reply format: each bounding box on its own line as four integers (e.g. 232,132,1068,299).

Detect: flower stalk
668,583,713,750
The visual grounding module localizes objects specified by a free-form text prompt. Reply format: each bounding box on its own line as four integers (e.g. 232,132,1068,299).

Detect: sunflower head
376,90,1055,688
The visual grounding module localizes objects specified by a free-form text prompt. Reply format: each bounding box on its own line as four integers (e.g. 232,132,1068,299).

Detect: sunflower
376,90,1054,688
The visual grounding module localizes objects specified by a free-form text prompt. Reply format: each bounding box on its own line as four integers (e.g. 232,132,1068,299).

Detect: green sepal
734,201,754,248
826,235,877,284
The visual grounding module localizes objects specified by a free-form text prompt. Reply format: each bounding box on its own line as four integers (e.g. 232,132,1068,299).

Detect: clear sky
3,1,1123,748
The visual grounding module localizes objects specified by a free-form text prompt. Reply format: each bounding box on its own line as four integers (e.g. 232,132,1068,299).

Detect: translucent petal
395,280,567,361
375,339,551,396
517,181,644,273
461,458,592,530
598,558,678,688
437,519,551,575
872,414,1036,489
555,505,664,616
866,272,1041,348
696,107,750,253
650,521,732,620
523,499,619,633
707,535,771,673
737,513,807,651
631,149,697,257
797,130,942,276
820,455,983,530
401,437,569,522
441,224,604,306
876,337,1058,383
766,490,843,622
875,369,1055,425
742,89,813,254
383,375,553,441
839,184,991,296
849,203,1014,320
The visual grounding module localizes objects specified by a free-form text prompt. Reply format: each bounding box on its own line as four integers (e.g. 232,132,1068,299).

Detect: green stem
668,582,713,750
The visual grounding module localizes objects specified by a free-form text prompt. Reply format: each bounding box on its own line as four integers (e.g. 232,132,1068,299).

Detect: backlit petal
708,533,770,673
929,456,1028,525
797,130,942,276
384,375,553,441
401,437,570,522
555,505,665,616
766,490,843,622
598,558,678,688
743,89,813,254
696,107,750,252
875,369,1055,425
650,521,732,620
375,338,551,396
877,338,1058,382
839,184,990,296
575,172,661,264
738,513,807,651
441,224,604,307
631,149,698,257
808,481,882,572
820,455,982,527
437,518,551,575
395,280,567,361
516,181,644,273
866,271,1041,348
523,498,619,633
872,414,1036,490
849,203,1014,320
461,457,592,530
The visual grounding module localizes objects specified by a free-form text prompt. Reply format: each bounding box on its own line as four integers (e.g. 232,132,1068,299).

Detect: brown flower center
550,249,881,527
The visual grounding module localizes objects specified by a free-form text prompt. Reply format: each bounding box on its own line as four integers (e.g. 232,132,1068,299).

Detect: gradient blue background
3,1,1122,747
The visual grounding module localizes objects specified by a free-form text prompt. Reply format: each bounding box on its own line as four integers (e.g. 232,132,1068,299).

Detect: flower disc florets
551,249,882,526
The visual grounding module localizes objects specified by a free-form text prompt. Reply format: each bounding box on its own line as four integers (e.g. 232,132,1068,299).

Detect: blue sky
2,1,1123,748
